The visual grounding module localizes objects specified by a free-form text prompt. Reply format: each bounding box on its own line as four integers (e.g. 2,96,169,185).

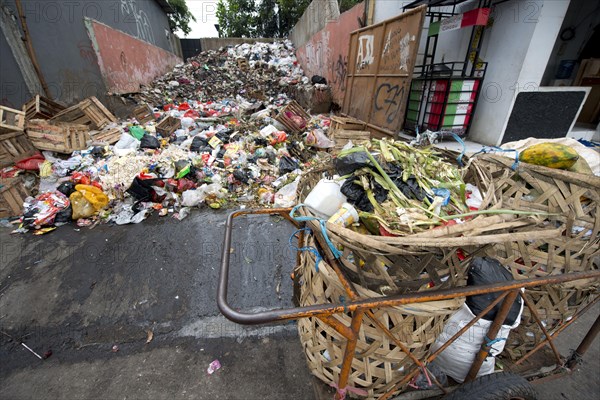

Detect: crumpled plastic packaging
114,132,140,156
274,179,299,207
23,191,70,226
305,129,334,148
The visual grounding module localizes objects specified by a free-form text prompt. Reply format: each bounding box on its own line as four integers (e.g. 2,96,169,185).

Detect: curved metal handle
217,209,600,325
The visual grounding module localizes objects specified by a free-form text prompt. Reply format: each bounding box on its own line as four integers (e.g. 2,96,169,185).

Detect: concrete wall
199,37,279,52
288,0,340,48
0,32,29,108
0,0,177,107
295,3,366,104
469,0,570,145
86,19,182,94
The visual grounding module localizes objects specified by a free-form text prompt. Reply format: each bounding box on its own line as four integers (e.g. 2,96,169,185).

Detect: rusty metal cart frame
217,208,600,399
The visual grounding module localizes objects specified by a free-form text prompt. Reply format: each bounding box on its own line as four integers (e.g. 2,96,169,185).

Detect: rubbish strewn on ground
1,41,336,233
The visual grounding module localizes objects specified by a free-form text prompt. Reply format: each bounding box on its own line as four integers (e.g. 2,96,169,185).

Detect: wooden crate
51,96,117,130
22,95,66,120
331,129,371,153
0,106,26,133
133,104,155,125
0,131,39,167
89,127,122,145
330,116,367,132
0,178,29,219
155,116,181,136
236,57,248,70
275,100,310,133
26,119,90,153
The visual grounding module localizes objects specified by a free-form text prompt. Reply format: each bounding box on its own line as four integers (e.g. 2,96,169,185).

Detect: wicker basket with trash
473,153,600,360
292,139,563,397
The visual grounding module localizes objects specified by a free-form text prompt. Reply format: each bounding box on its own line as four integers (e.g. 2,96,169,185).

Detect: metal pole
335,310,364,400
464,289,520,382
566,314,600,369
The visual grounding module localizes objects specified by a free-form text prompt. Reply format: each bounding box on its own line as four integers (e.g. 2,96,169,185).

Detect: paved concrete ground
0,209,598,399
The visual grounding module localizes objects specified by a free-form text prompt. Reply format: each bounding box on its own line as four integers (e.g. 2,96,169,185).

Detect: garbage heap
0,40,335,234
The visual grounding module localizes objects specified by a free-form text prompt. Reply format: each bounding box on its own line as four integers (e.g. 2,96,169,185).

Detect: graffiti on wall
356,34,374,70
330,54,348,92
374,83,405,124
382,29,416,72
295,3,365,104
304,31,330,76
120,0,155,45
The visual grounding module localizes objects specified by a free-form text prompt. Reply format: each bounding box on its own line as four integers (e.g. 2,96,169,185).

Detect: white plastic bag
431,301,523,382
305,129,334,148
274,179,299,207
113,132,140,156
182,187,207,207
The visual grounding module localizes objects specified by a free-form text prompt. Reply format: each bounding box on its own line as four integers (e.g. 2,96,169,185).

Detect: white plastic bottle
304,178,347,218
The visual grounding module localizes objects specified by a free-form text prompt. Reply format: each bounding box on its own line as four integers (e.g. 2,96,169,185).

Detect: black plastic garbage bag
57,182,76,197
216,129,232,142
466,257,522,325
253,137,269,147
54,205,72,223
335,151,371,176
311,75,327,85
279,155,299,174
91,146,105,158
341,176,387,212
233,169,249,184
190,136,209,152
140,134,160,149
127,177,165,203
386,164,426,201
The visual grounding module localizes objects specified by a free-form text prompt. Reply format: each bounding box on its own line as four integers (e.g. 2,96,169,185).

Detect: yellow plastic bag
74,184,108,210
69,191,96,220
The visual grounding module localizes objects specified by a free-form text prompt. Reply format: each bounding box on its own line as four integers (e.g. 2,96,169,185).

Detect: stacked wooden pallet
0,106,26,134
0,131,39,167
329,116,370,153
51,96,117,130
22,95,65,120
26,119,90,153
0,178,30,219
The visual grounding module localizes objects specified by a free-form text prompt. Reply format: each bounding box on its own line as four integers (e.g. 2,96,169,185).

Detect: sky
178,0,220,38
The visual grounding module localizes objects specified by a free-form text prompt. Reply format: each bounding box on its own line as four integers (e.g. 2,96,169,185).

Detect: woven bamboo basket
476,154,600,359
296,233,464,398
478,155,599,278
296,152,563,295
504,285,597,360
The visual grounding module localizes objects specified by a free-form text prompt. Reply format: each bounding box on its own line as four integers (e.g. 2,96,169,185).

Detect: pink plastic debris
207,359,221,374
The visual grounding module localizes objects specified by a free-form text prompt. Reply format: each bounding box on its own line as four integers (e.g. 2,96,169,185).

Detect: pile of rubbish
301,138,484,236
131,41,307,107
0,40,336,234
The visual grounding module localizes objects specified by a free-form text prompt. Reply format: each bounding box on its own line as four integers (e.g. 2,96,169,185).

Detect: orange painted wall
295,3,366,104
88,20,182,94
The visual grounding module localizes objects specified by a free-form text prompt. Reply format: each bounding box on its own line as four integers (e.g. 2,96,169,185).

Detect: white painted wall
469,0,570,144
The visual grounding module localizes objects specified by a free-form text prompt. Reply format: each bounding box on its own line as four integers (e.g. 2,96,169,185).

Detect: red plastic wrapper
177,178,196,193
71,172,91,185
270,131,287,145
184,109,200,118
31,191,70,226
178,102,191,111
